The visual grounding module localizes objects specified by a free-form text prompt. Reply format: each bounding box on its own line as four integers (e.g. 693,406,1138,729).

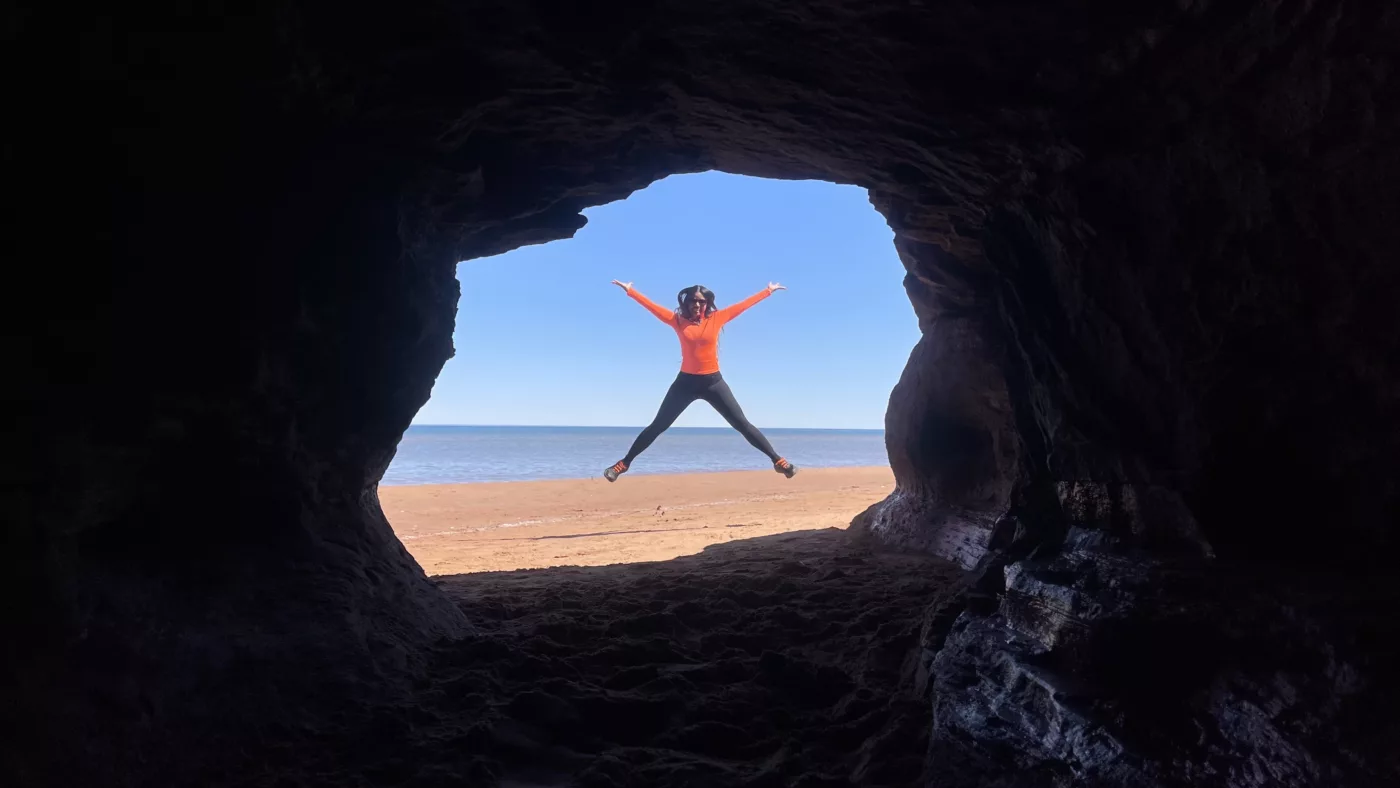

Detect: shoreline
382,466,894,575
379,461,889,488
405,424,886,431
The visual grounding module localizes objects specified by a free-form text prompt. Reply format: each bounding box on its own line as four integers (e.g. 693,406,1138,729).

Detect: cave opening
381,171,931,576
350,171,1011,785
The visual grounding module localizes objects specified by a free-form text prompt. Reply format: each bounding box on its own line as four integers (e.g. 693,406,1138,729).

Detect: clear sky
412,172,921,429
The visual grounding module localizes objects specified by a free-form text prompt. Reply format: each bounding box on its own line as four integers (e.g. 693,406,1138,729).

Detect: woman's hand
611,280,633,292
767,282,786,293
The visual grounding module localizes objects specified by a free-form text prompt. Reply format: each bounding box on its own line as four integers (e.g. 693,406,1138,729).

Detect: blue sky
413,172,920,429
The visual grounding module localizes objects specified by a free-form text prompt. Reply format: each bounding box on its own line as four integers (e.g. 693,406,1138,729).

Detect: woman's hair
676,285,717,318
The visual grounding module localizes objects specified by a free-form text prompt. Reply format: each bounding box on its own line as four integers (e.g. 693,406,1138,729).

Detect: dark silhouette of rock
6,1,1398,786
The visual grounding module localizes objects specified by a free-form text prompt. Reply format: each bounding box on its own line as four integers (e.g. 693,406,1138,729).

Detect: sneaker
773,458,797,479
604,460,629,482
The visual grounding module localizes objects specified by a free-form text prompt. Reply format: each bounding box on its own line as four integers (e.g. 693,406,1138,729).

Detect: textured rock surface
926,530,1400,788
7,0,1399,786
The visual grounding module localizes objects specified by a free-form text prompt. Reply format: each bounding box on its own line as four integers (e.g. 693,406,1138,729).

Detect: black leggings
623,372,781,465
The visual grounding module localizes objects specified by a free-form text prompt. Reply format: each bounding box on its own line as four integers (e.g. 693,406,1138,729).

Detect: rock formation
7,1,1398,786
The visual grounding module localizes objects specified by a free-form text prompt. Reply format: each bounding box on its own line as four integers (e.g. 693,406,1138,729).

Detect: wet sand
382,466,896,575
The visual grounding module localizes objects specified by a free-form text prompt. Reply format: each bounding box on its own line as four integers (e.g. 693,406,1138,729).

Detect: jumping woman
604,280,798,482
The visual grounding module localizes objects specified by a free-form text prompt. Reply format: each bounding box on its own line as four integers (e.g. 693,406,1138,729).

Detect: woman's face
685,294,708,319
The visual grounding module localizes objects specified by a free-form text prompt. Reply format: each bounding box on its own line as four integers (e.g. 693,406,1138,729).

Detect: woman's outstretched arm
715,282,785,323
612,280,675,324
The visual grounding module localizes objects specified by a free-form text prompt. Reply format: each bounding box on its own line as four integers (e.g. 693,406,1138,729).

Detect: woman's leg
622,376,698,465
702,376,782,463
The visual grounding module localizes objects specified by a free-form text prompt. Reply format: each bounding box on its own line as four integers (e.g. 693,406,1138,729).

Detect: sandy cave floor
246,473,968,783
268,470,966,787
423,529,963,787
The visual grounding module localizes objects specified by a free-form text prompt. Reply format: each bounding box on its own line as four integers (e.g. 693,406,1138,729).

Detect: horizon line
408,423,885,431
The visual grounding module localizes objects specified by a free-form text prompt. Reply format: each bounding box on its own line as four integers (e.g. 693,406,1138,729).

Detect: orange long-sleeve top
627,287,772,374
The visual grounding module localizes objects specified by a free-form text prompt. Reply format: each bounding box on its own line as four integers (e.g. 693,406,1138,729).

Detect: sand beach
382,466,896,575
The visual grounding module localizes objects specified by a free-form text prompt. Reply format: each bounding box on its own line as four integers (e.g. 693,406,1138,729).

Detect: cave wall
7,0,1399,786
853,233,1019,568
6,17,474,777
914,6,1400,783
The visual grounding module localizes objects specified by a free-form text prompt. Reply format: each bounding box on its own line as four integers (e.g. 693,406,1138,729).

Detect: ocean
383,425,889,485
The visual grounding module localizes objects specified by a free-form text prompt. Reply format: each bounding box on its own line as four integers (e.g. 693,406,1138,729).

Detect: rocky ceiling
7,1,1398,786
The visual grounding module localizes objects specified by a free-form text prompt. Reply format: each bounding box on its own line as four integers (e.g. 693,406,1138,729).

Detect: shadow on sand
413,527,966,788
